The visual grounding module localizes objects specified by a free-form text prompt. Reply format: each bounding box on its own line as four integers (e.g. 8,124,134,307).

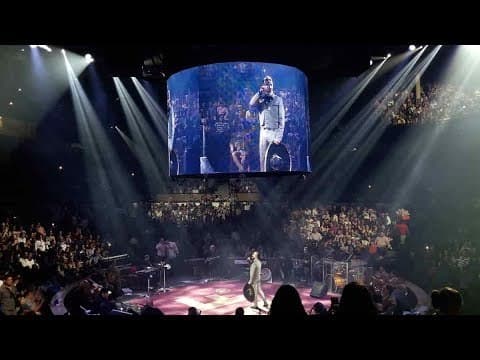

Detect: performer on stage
248,250,269,310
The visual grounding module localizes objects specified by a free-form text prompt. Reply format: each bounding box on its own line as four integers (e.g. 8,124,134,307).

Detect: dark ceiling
60,43,412,80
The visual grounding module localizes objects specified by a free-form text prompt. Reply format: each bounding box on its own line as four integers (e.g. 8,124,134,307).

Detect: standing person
155,238,167,263
248,250,269,310
164,238,179,282
247,75,285,172
166,239,179,262
0,274,18,316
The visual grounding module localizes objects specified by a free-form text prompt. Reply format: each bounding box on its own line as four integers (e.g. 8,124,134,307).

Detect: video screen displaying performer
167,62,310,176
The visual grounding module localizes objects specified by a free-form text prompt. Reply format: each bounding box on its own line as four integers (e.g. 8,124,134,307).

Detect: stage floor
122,279,335,315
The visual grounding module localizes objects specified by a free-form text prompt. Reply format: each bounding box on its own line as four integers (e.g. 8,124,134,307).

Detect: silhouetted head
235,307,244,316
311,302,328,315
269,284,307,317
431,289,441,310
141,306,164,316
337,282,378,315
434,287,463,315
188,307,201,316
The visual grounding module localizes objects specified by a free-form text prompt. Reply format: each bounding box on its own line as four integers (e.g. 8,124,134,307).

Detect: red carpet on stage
124,280,334,315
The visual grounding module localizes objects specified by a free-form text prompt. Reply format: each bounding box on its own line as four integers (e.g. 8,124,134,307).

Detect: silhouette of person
269,284,307,317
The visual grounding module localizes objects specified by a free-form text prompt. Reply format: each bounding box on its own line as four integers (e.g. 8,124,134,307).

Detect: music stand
141,268,156,305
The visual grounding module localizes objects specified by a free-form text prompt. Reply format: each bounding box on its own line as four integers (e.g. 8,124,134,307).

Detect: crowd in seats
0,210,110,316
167,179,209,194
229,178,259,193
167,178,259,195
420,236,479,295
378,84,480,126
285,204,400,259
147,200,256,225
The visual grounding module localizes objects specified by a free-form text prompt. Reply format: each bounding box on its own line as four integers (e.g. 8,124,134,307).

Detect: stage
121,279,335,315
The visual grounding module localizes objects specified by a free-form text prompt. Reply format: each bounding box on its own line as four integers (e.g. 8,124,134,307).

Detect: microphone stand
200,118,214,174
158,262,171,293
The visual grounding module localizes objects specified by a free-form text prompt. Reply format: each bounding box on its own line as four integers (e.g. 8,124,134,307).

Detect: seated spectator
19,287,45,315
95,288,115,315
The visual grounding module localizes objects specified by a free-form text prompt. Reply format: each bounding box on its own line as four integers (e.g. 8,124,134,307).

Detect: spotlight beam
114,78,167,195
63,55,139,241
296,46,440,201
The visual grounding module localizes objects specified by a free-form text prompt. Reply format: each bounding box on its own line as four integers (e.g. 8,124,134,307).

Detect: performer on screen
247,75,286,172
248,250,269,310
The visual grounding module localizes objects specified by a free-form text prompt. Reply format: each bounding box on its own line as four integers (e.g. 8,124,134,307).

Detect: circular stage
121,279,336,315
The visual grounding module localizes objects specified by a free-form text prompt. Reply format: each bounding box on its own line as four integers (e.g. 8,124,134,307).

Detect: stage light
387,53,392,58
61,49,66,55
9,101,13,106
131,172,135,176
39,45,52,52
369,59,373,66
85,53,94,63
18,88,22,92
58,165,63,170
409,45,416,51
31,45,52,52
